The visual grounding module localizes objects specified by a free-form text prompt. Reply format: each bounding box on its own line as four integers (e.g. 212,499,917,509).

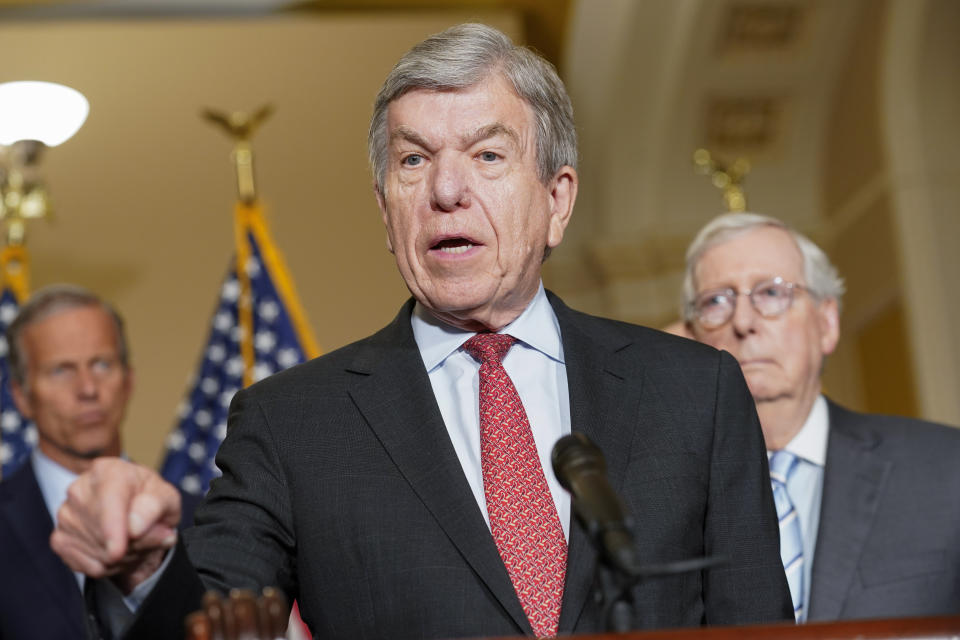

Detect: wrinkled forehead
694,226,805,291
385,76,534,139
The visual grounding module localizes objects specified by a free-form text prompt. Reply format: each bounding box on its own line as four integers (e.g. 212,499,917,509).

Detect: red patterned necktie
463,333,567,638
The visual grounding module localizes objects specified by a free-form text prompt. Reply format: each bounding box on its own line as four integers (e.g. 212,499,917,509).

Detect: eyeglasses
690,277,812,329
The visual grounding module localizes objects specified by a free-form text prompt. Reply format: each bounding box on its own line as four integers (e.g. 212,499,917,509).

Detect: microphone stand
553,432,725,632
585,519,640,633
587,522,726,633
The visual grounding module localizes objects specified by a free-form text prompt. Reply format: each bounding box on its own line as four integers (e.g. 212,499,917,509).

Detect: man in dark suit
50,24,792,639
683,212,960,622
0,284,202,640
0,285,135,639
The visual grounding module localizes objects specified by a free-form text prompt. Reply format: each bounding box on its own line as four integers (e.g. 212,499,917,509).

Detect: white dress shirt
772,394,829,613
411,283,572,540
32,449,84,590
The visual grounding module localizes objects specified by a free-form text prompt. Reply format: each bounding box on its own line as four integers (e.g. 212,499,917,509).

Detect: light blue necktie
770,450,804,622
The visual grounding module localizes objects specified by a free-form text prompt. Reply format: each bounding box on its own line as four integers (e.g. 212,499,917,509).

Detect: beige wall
818,0,916,417
820,0,960,424
0,11,521,466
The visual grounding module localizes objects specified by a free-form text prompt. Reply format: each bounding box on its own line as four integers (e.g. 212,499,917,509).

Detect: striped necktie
770,450,804,622
463,333,566,638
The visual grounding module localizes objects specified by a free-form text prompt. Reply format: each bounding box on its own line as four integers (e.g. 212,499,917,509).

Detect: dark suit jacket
0,459,203,640
0,460,89,640
128,295,792,638
808,400,960,621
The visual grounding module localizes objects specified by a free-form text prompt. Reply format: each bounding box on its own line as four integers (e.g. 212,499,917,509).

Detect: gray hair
368,22,577,193
682,212,846,322
6,284,129,387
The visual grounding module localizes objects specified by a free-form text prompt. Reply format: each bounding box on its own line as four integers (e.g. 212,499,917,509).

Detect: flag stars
194,409,213,428
24,425,37,446
0,303,17,325
221,279,240,302
220,388,238,409
255,330,277,353
277,348,300,369
200,377,219,396
1,410,21,433
225,356,244,378
181,474,202,496
258,300,279,322
207,344,227,363
188,442,207,463
167,430,186,451
177,401,192,419
245,257,262,278
253,361,273,382
0,336,7,357
0,443,10,464
214,311,233,333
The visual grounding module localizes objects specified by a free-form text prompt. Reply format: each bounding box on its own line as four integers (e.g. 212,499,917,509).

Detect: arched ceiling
555,0,867,324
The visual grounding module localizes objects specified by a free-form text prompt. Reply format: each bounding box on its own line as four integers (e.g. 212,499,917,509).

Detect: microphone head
551,432,606,492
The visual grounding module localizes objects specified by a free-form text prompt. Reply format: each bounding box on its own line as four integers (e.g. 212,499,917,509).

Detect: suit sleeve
122,385,297,639
184,386,298,597
702,351,794,624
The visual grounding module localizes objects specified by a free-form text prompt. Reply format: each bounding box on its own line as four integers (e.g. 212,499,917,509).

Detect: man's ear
818,297,841,356
546,165,578,249
374,183,395,254
10,381,33,420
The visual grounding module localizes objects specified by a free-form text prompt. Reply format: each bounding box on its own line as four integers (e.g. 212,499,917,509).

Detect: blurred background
0,0,956,467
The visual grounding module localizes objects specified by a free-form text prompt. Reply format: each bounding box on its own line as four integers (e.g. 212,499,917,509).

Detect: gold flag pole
693,148,751,212
202,105,274,387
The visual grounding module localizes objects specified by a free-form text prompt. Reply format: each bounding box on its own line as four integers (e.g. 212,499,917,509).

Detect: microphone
551,433,638,576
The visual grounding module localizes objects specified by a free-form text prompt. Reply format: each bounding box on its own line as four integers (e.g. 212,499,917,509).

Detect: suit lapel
808,401,890,620
345,301,532,634
550,294,641,632
0,461,85,626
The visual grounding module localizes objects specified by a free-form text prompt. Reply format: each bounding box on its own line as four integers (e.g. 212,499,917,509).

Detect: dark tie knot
463,332,516,365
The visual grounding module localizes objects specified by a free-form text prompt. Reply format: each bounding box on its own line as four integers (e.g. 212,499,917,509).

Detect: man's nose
730,292,759,337
430,153,471,212
76,369,99,398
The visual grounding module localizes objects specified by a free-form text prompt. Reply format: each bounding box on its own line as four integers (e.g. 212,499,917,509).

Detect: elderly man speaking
683,212,960,623
51,25,790,639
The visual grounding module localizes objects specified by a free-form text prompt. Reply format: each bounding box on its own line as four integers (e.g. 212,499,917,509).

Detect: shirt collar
411,283,564,372
31,448,79,526
781,394,829,467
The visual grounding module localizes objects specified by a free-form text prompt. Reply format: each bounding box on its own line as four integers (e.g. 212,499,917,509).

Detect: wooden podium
490,617,960,640
185,591,960,640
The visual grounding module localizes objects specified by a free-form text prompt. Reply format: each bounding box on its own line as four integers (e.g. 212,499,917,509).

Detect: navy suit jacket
0,459,89,640
808,400,960,620
125,294,793,638
0,459,202,640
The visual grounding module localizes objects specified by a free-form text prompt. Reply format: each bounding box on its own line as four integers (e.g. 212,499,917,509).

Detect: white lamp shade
0,81,89,147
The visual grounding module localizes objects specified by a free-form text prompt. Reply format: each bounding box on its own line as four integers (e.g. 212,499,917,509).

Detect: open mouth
431,237,478,255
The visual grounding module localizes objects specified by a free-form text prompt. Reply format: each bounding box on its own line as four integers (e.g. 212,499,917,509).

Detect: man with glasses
682,212,960,622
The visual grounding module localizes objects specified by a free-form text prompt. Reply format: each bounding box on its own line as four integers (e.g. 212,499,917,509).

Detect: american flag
0,245,34,480
0,287,35,479
160,203,319,498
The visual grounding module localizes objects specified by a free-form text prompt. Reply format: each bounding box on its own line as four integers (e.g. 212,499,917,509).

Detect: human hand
51,457,181,593
185,588,288,640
